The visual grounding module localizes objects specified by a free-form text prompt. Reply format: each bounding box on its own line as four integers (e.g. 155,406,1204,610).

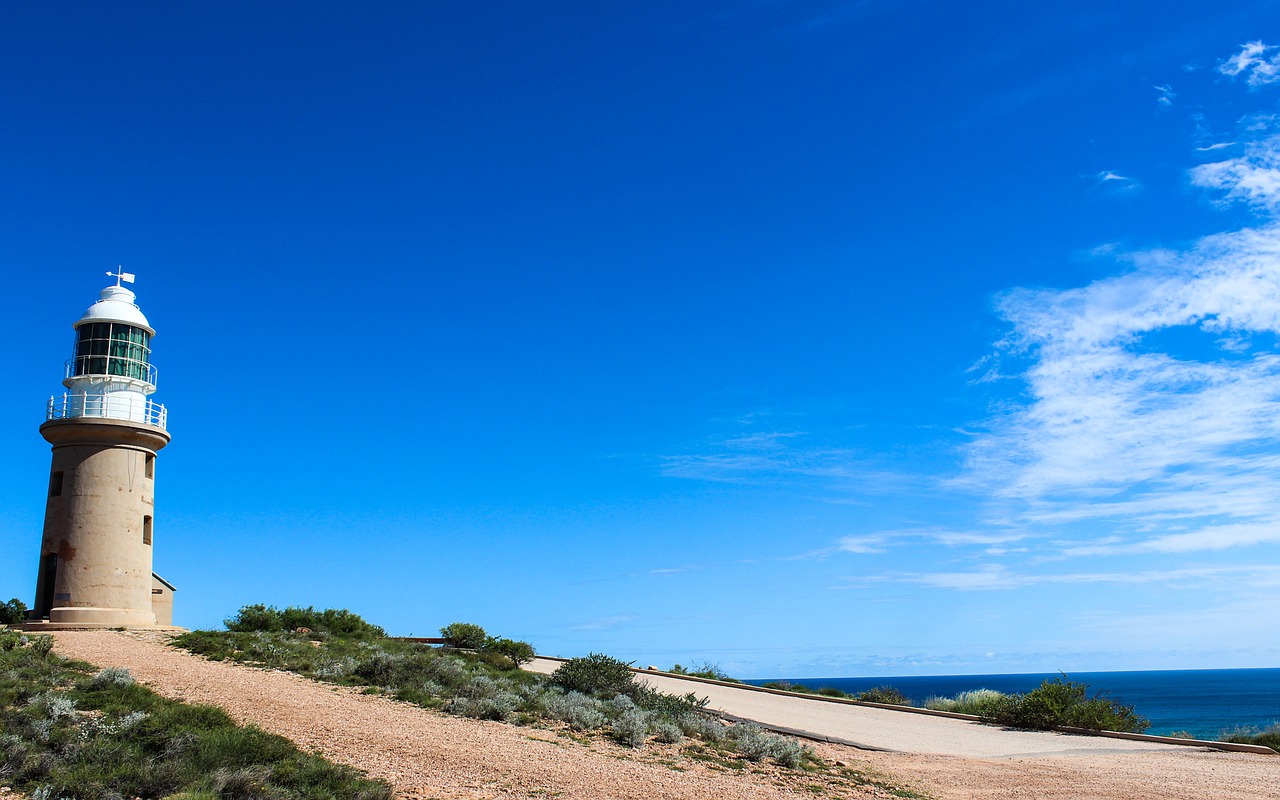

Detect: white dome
75,285,154,334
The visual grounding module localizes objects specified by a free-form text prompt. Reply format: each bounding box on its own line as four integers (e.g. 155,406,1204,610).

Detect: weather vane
106,266,136,287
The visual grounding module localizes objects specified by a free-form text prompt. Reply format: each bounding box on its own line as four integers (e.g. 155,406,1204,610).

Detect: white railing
47,393,168,430
64,358,158,387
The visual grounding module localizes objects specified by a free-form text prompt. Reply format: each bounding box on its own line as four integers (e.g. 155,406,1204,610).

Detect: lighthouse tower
26,272,176,629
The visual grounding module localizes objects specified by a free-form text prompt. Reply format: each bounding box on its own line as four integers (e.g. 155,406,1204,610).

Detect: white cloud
1191,133,1280,211
1154,84,1176,107
963,113,1280,557
1090,170,1142,193
1218,41,1280,87
1085,168,1146,195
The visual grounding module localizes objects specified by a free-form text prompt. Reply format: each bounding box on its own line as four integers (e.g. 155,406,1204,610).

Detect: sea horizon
746,666,1280,739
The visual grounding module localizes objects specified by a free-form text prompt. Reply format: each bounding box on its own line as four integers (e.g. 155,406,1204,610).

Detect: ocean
746,667,1280,739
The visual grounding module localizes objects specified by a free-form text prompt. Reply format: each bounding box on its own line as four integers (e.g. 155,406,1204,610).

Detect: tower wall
33,418,170,626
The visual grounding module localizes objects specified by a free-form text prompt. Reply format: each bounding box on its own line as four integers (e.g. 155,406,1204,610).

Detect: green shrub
632,685,708,720
224,603,283,632
224,604,385,638
727,723,774,761
89,667,136,689
1220,724,1280,753
485,637,535,666
652,721,683,744
984,675,1149,733
439,622,488,649
543,690,607,730
856,685,909,705
612,708,650,748
925,688,1009,716
0,597,28,625
668,661,738,682
550,653,637,698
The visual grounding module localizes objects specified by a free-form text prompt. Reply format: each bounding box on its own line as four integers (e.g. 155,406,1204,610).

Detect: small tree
439,622,488,649
486,637,536,666
0,598,28,625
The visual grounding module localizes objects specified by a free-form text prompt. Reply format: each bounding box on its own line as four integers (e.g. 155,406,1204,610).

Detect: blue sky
3,2,1280,678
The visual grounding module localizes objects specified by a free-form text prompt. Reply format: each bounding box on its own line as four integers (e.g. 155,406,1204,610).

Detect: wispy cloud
841,564,1278,591
835,528,1028,556
571,614,640,631
660,427,915,497
1090,169,1142,194
1219,41,1280,87
962,100,1280,558
1154,84,1176,107
1191,128,1280,211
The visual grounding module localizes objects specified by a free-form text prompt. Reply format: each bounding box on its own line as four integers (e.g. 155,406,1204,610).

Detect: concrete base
15,620,187,632
44,605,157,627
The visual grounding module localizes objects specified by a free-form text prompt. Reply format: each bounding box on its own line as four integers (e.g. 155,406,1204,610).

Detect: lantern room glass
72,322,152,381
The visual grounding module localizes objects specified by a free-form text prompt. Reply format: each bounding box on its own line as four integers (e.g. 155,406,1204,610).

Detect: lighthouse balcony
47,392,168,430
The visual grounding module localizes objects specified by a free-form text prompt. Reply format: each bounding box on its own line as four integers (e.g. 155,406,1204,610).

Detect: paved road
526,658,1192,758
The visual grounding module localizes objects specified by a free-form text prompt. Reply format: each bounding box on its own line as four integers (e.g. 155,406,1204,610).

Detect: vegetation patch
667,661,740,683
762,675,1150,735
1220,724,1280,753
171,606,950,794
0,628,390,800
174,606,821,772
980,675,1149,733
923,688,1009,717
0,597,28,626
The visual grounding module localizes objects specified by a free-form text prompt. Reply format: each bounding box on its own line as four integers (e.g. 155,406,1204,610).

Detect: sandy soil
42,631,1280,800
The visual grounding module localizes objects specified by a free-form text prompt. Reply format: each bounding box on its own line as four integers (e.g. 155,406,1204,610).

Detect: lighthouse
26,272,177,629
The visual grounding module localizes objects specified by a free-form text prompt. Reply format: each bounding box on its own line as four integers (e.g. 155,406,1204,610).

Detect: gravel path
48,631,913,799
47,632,1280,800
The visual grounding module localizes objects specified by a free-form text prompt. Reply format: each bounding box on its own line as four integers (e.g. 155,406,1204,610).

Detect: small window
143,515,153,546
145,455,154,479
49,471,64,497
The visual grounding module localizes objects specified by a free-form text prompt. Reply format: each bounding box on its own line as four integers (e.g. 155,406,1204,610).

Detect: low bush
224,604,386,638
668,661,739,682
855,685,909,705
984,675,1149,733
1220,724,1280,753
550,653,637,698
612,707,651,748
726,722,814,766
543,690,608,730
925,688,1009,716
